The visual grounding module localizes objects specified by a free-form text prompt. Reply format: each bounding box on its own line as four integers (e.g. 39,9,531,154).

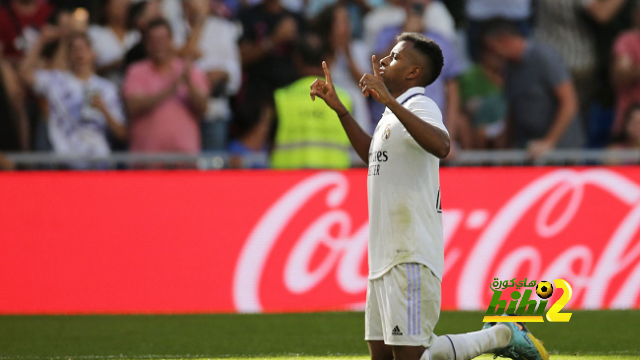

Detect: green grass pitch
0,310,639,360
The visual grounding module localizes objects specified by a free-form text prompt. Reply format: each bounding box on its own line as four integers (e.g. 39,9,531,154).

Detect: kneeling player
310,32,549,360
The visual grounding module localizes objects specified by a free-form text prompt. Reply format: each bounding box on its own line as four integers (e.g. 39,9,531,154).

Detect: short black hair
295,33,328,67
396,32,444,86
143,17,173,40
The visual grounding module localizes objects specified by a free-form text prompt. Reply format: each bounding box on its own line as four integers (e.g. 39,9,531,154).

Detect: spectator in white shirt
88,0,140,84
173,0,241,150
20,30,127,156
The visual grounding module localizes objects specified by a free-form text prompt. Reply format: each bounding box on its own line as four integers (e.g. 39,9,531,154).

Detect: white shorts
364,263,441,347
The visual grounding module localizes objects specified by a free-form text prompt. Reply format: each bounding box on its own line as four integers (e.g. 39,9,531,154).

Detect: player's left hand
359,55,393,105
527,138,554,159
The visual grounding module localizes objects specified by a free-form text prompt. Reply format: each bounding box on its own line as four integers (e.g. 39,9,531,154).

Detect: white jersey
367,87,448,281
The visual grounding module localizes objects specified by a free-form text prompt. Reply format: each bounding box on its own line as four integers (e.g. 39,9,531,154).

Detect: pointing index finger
322,61,332,84
372,55,380,77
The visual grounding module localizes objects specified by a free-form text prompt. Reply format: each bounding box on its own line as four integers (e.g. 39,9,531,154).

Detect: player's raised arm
310,61,372,164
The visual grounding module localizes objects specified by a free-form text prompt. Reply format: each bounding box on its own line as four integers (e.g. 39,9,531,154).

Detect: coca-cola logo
233,172,368,312
458,169,640,310
233,169,640,313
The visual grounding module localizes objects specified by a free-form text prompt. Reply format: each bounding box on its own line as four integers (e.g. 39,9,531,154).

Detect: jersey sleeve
403,97,449,147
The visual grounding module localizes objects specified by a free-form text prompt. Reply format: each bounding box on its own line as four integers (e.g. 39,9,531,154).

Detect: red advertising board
1,167,640,314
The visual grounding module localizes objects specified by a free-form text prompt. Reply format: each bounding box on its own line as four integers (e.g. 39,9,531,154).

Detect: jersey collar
384,87,425,114
396,86,426,104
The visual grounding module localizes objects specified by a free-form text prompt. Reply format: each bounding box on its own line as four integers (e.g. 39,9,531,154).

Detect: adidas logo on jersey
392,326,403,336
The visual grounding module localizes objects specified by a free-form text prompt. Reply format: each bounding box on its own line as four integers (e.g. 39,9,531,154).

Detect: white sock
424,325,512,360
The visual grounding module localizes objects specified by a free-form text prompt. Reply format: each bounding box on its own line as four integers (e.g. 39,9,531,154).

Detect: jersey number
436,188,442,213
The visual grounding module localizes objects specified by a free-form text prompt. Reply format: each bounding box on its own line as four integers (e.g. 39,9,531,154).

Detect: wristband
338,111,349,118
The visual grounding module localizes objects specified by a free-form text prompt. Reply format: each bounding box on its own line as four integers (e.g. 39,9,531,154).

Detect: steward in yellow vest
271,34,353,169
272,77,353,168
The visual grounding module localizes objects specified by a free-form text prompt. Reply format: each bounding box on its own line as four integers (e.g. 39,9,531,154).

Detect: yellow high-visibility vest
271,76,353,169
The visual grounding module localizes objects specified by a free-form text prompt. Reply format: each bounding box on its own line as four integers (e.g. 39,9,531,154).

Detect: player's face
378,41,413,91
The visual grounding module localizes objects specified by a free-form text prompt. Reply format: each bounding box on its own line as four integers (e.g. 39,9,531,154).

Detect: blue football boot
482,317,549,360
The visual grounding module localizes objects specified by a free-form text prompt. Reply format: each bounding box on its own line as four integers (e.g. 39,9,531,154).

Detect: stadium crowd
1,0,640,169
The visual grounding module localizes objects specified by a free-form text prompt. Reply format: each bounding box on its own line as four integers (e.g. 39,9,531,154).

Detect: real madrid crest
382,123,391,141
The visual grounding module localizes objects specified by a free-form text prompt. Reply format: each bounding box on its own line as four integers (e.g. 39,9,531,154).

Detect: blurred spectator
373,0,467,149
535,0,628,129
363,0,455,53
271,34,352,169
227,104,272,168
122,18,209,153
612,3,640,136
0,0,55,62
315,4,371,133
306,0,373,40
88,0,139,84
233,0,305,140
24,7,90,152
610,103,640,149
465,0,531,61
122,0,162,68
483,19,585,158
586,0,635,148
174,0,241,151
0,44,29,151
458,45,506,149
20,30,127,156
